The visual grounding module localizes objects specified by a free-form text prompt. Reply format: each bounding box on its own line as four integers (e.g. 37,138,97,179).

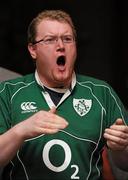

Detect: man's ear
28,43,37,59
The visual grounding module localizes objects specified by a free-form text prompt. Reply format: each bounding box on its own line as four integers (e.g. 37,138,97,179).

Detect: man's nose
56,38,65,51
57,37,65,46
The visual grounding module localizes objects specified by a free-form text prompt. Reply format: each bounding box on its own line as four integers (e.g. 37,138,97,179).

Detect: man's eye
44,37,55,43
63,36,73,42
65,37,72,41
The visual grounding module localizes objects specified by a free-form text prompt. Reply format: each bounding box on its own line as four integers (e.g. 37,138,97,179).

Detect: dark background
0,0,128,108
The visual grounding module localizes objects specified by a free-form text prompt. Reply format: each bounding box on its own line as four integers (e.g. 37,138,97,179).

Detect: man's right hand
0,107,68,166
14,107,68,140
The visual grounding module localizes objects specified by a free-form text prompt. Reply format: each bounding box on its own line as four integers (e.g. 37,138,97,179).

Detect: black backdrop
0,0,128,108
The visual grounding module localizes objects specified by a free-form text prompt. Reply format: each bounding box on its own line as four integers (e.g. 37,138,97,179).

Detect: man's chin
54,76,70,87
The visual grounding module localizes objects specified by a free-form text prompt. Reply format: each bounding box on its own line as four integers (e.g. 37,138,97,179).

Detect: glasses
33,35,75,45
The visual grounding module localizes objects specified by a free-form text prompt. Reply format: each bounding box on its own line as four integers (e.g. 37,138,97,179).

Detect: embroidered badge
73,98,92,116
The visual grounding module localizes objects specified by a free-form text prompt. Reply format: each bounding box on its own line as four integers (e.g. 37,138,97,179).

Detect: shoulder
75,74,116,97
76,74,110,88
0,73,36,92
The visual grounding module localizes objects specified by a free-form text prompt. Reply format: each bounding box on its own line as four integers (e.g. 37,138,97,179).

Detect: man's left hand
104,118,128,150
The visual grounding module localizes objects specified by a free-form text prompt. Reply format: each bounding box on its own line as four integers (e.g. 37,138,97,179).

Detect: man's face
28,19,77,88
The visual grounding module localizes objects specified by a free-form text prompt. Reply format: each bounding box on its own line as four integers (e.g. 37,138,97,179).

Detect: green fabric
0,73,127,180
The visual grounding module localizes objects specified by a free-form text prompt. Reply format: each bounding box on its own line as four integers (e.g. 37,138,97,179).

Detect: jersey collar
35,70,76,93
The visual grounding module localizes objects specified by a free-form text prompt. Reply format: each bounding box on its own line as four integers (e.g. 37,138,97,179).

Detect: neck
35,71,71,89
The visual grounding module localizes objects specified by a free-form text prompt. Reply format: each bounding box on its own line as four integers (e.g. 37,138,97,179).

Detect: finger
107,140,126,151
49,107,56,114
41,111,68,126
40,127,60,134
49,109,68,126
104,132,128,146
104,128,128,138
115,118,125,125
105,126,128,136
109,123,128,132
42,121,68,129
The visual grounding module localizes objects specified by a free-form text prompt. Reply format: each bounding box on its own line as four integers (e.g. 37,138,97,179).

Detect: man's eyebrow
43,33,73,37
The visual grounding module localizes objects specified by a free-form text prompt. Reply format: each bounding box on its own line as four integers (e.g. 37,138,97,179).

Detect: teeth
57,56,65,65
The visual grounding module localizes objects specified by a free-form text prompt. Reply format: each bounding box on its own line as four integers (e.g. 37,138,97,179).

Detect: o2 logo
42,139,80,179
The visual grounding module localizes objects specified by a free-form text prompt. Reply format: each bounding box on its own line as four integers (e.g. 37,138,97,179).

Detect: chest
10,87,106,143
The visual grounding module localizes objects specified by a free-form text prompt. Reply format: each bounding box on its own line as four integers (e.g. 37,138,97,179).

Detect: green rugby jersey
0,73,127,180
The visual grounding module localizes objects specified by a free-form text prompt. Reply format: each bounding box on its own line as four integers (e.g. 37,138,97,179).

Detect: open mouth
57,56,66,66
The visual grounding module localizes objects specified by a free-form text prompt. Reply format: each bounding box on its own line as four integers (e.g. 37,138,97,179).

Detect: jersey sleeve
0,82,12,134
103,83,128,127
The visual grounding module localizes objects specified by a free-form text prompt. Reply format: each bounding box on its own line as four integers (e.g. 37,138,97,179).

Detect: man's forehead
37,19,70,27
36,20,72,35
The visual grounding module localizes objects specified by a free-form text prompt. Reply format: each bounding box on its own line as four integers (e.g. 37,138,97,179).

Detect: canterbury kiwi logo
21,102,37,113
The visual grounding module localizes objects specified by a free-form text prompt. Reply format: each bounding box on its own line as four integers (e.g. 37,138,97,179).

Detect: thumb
115,118,125,125
49,107,56,114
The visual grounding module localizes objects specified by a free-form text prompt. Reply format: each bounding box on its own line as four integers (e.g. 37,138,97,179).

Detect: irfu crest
73,98,92,116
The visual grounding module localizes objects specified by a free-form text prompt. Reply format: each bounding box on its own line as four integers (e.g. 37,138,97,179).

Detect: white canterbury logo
21,102,37,113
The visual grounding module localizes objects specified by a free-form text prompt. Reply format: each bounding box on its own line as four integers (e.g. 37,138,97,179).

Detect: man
0,10,128,180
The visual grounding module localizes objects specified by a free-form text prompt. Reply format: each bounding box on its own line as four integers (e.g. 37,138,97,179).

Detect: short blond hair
27,10,76,44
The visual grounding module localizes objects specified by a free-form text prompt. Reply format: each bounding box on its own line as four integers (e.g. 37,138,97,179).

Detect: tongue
57,56,65,66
